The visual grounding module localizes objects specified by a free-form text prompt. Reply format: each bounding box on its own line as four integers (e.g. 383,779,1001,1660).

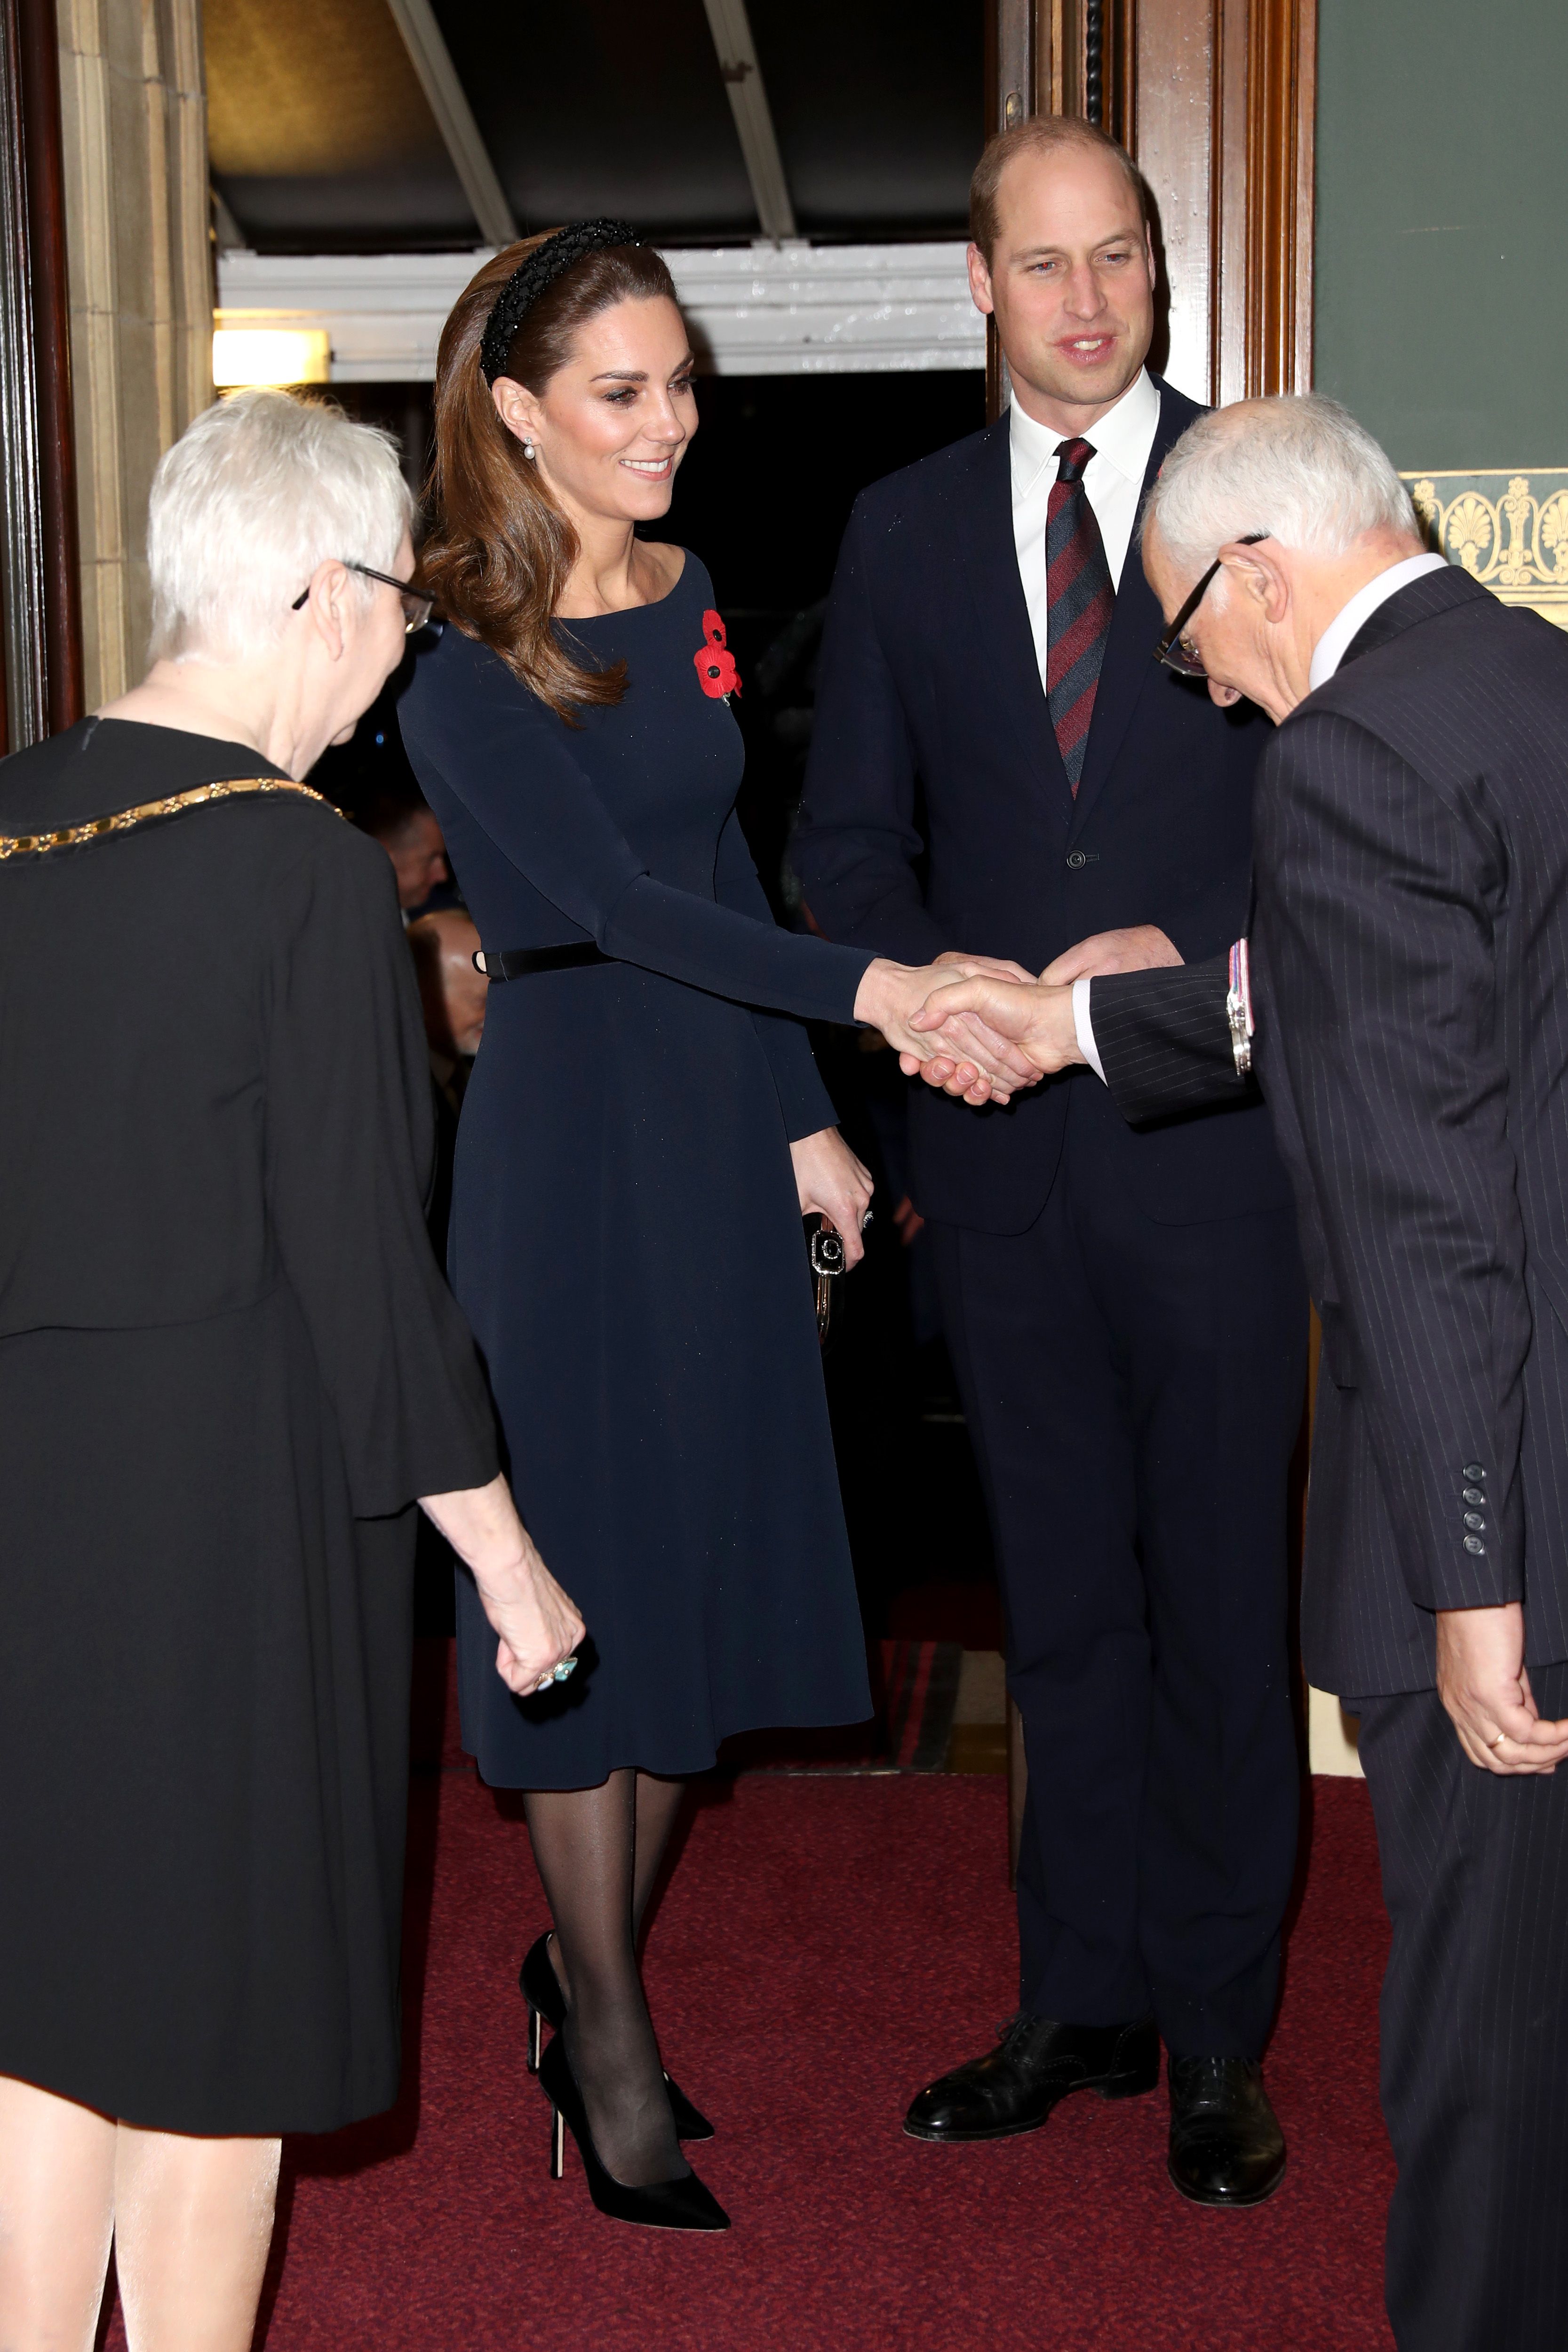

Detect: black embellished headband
479,219,641,385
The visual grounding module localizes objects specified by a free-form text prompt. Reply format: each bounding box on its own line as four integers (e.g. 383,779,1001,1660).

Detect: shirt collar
1307,552,1449,690
1010,367,1160,502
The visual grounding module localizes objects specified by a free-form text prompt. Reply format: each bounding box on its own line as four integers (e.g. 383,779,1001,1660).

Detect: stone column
56,0,212,706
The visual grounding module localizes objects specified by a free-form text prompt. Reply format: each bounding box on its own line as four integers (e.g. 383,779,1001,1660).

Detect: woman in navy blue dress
402,224,1022,2231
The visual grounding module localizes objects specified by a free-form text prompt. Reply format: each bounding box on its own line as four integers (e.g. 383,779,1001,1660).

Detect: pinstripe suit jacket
1101,565,1568,1697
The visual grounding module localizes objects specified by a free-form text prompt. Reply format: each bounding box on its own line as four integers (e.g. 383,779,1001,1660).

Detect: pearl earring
523,438,535,460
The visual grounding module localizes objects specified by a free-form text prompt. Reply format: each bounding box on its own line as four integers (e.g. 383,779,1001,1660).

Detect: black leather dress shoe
904,2011,1160,2143
1167,2057,1286,2206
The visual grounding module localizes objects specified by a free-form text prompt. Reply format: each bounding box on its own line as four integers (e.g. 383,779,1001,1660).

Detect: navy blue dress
400,556,875,1785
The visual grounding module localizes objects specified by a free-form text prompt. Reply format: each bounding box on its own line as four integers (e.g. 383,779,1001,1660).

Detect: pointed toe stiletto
538,2036,730,2233
520,1933,715,2141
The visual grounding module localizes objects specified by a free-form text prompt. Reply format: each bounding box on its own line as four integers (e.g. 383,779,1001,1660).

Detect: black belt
473,942,612,980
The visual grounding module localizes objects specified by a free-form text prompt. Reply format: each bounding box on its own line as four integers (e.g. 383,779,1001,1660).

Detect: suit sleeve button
1463,1487,1485,1504
1464,1535,1487,1555
1464,1463,1486,1481
1464,1512,1486,1531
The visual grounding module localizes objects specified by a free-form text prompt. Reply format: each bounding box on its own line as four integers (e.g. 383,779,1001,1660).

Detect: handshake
851,924,1181,1105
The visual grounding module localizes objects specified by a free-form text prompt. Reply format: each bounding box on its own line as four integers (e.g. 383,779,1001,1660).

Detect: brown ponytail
421,234,682,723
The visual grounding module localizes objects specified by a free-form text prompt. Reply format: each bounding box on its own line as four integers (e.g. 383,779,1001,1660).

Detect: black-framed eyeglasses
291,561,434,635
1153,532,1270,677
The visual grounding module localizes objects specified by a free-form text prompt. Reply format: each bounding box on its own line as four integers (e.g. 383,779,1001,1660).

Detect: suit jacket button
1464,1512,1486,1531
1464,1535,1487,1554
1464,1463,1486,1480
1066,850,1087,869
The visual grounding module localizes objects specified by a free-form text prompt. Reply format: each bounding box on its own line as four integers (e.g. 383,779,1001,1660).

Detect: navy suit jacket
792,376,1294,1235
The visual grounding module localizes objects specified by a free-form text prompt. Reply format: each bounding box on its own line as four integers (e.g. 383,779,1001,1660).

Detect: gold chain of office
0,777,341,862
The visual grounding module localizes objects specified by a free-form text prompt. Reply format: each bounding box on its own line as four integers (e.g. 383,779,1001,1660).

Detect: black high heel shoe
538,2036,729,2233
520,1934,715,2141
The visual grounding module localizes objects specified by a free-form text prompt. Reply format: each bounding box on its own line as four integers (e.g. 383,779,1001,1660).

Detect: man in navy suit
916,392,1568,2348
792,116,1308,2205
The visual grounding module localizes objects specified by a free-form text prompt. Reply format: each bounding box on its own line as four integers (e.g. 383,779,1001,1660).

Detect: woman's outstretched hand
854,954,1042,1105
901,973,1085,1091
420,1474,586,1694
791,1127,874,1267
900,931,1182,1098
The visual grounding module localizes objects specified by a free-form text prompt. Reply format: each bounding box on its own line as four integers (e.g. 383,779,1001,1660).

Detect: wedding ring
1492,1731,1507,1750
553,1656,579,1683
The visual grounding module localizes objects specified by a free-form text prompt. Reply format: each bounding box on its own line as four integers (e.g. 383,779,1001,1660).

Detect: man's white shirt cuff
1072,976,1106,1083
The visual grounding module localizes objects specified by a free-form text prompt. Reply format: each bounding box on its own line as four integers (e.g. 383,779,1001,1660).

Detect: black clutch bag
805,1215,847,1350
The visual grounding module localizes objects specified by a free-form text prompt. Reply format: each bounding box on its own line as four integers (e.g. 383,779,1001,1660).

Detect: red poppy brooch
694,608,741,702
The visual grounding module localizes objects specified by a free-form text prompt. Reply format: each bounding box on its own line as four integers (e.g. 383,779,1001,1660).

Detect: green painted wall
1313,0,1568,470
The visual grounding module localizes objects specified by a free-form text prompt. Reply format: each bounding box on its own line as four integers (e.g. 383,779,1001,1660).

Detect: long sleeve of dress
404,650,872,1026
263,827,499,1518
714,810,839,1140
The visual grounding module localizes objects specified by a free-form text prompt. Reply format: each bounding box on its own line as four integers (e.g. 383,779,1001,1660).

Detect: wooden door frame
986,0,1315,422
0,0,83,752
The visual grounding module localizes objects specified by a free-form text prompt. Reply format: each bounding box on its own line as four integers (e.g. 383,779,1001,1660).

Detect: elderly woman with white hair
0,390,582,2350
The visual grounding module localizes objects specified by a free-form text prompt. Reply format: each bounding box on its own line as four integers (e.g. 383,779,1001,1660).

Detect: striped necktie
1046,436,1115,795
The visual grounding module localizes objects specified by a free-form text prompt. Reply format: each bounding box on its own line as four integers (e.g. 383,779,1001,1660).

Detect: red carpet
106,1764,1395,2350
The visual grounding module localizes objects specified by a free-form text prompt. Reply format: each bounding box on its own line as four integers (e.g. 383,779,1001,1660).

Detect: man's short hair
361,789,437,847
1144,394,1420,574
148,389,413,665
970,116,1146,264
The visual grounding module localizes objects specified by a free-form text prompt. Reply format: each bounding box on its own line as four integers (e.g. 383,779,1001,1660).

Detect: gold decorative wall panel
1405,470,1568,635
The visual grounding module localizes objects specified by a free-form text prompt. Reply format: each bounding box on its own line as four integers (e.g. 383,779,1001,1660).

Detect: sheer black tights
522,1772,687,2187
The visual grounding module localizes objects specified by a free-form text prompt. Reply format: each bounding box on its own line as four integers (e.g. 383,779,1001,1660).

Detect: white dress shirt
1011,366,1161,1083
1011,367,1162,697
1307,551,1448,690
1074,548,1452,1085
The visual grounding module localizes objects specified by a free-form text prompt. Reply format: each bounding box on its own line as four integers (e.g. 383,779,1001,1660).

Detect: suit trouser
1352,1663,1568,2352
928,1142,1306,2056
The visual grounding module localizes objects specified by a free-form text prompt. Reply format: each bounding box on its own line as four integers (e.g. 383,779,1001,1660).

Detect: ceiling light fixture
212,327,331,389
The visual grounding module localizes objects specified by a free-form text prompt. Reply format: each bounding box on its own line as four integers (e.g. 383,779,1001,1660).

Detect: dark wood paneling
0,0,82,752
986,0,1035,417
0,0,45,751
18,0,82,732
1130,0,1216,399
1106,0,1136,151
986,0,1315,409
1269,0,1316,397
1144,0,1317,403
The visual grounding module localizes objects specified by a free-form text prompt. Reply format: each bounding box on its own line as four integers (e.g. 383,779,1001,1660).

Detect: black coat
1097,567,1568,1697
792,376,1291,1234
0,717,498,2133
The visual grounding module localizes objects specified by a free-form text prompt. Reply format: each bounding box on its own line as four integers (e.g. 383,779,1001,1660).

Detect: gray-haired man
917,392,1568,2352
